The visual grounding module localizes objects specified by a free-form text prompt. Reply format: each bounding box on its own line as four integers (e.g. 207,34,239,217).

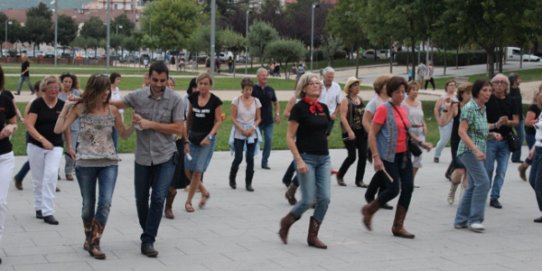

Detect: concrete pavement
2,147,542,270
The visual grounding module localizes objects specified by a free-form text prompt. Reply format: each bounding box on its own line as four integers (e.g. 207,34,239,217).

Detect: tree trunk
443,48,447,76
455,47,459,69
487,51,495,78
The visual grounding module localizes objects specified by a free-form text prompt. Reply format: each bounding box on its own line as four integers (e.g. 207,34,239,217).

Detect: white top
111,86,124,119
534,116,542,147
365,95,388,114
232,96,262,139
402,100,424,126
318,81,342,114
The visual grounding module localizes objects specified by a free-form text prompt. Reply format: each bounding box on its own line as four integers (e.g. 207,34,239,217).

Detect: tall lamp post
106,0,111,72
210,0,216,77
310,3,319,71
51,0,58,66
245,9,250,75
4,20,12,55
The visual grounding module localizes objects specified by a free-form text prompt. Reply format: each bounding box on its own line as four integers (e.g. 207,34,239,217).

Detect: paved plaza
1,147,541,271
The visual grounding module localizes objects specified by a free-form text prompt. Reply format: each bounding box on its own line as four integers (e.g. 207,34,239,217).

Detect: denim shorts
185,138,216,172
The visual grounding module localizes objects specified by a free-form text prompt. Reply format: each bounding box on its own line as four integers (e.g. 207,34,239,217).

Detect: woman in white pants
433,80,458,163
0,65,18,264
24,76,73,225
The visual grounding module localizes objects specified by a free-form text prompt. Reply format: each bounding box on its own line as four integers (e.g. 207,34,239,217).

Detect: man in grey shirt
112,61,185,257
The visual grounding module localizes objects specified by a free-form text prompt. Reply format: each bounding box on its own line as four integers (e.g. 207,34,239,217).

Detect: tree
247,21,279,65
57,15,78,50
320,35,344,66
140,0,202,51
282,0,329,47
80,16,106,57
111,13,135,36
264,39,306,79
220,29,246,77
25,3,54,52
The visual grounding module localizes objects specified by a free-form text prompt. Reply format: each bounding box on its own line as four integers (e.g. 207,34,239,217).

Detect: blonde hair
295,72,319,98
39,75,63,92
373,75,391,94
533,83,542,108
406,81,420,94
196,72,213,86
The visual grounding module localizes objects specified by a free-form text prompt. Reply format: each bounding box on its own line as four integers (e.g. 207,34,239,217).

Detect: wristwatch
208,135,214,141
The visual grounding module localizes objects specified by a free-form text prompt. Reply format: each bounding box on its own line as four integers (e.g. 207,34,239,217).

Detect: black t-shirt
289,100,330,155
0,95,16,155
451,105,461,142
21,61,30,77
485,94,518,136
28,97,64,148
252,84,277,125
525,104,541,135
508,87,523,121
188,92,223,134
0,90,15,100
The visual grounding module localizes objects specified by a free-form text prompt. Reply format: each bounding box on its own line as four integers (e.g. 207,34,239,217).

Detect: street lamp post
106,0,111,72
210,0,216,77
51,0,58,66
245,9,250,75
310,4,319,71
4,20,12,49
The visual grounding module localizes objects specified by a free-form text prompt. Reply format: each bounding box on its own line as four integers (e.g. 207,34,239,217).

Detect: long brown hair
80,74,111,113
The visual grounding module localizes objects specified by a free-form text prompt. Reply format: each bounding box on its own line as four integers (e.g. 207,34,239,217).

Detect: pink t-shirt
373,104,409,153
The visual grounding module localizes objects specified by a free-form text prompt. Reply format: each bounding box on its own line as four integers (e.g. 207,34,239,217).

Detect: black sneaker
35,210,43,219
141,243,159,257
534,216,542,223
489,199,503,209
43,215,59,225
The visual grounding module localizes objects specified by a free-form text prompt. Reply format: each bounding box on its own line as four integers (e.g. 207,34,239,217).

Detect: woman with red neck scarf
279,72,331,249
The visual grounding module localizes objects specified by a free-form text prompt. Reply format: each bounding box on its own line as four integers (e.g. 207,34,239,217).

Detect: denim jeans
64,129,79,176
528,147,542,212
75,165,118,225
511,120,525,162
259,123,274,167
434,121,453,159
14,160,30,182
231,138,257,177
337,129,367,181
377,153,414,209
134,155,176,244
455,151,490,225
16,76,33,94
291,154,331,222
485,139,510,200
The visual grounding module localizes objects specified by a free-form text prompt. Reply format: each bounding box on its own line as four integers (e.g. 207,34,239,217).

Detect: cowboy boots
518,162,529,181
285,183,298,205
391,206,415,239
278,212,299,244
83,221,92,251
307,216,327,249
89,219,106,259
164,188,177,219
245,169,254,192
229,165,238,189
361,200,380,231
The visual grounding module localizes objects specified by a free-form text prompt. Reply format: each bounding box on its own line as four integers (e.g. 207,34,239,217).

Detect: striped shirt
458,100,489,156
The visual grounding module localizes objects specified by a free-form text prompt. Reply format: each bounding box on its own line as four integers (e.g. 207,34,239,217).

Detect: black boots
246,170,254,192
164,188,177,219
285,183,298,205
307,216,327,249
230,165,255,192
88,219,106,259
391,206,415,239
229,166,237,189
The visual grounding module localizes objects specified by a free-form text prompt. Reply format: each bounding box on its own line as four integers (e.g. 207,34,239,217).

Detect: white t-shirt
111,86,124,119
319,81,342,114
232,96,262,139
365,95,388,114
534,116,542,147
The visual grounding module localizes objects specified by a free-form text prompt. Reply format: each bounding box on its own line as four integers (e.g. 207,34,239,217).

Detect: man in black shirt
252,68,280,169
16,57,34,95
508,73,524,163
485,74,519,209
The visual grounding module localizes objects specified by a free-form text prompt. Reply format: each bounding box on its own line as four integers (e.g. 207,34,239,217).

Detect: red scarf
304,97,323,114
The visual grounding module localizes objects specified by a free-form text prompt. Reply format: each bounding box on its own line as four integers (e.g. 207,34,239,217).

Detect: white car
506,47,540,62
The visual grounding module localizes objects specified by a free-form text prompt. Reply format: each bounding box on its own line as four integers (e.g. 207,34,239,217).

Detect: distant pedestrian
16,57,34,95
58,73,81,181
433,80,458,163
109,72,123,149
416,62,427,90
424,63,436,90
508,73,524,163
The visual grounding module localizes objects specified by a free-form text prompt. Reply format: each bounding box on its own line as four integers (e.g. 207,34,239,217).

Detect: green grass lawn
12,100,448,156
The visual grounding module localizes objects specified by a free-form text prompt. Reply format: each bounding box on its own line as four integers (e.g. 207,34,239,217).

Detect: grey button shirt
123,87,185,166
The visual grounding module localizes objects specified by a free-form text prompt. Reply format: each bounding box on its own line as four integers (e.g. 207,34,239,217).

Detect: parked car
362,49,390,60
506,47,540,62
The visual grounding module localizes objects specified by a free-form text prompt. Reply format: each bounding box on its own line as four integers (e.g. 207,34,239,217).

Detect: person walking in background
336,77,368,187
229,78,261,191
279,72,331,249
424,63,436,90
447,83,472,205
110,61,184,257
485,74,519,209
508,74,524,163
519,84,542,181
362,76,431,239
184,73,222,212
25,76,73,225
403,82,429,181
433,80,458,163
109,72,123,149
54,74,133,260
319,67,342,136
0,69,18,265
454,80,499,233
16,56,34,95
252,68,280,169
416,62,427,90
58,73,81,181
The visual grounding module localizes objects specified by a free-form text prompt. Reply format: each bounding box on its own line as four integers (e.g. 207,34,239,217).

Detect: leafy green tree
57,15,78,50
220,29,246,76
111,13,135,36
186,25,211,56
122,35,139,53
247,21,279,65
25,3,54,51
140,0,202,51
264,39,305,79
80,16,106,57
320,35,343,66
282,0,329,47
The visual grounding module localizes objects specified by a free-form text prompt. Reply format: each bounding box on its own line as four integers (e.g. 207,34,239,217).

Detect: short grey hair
256,67,268,76
491,73,510,93
322,66,335,75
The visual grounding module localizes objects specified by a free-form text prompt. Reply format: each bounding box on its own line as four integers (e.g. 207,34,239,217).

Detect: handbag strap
389,102,409,133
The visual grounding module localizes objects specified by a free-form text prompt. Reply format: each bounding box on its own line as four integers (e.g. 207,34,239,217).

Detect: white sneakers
468,223,485,233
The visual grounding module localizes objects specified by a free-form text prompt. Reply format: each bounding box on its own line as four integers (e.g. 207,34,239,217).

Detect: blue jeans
75,165,118,225
14,160,30,182
377,153,414,209
455,151,490,225
64,129,79,176
511,120,525,162
485,139,510,200
291,154,331,222
134,155,176,244
259,123,274,167
528,147,542,212
434,121,453,159
17,76,33,94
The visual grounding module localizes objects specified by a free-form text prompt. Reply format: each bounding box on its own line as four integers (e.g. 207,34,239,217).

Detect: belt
410,124,424,128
